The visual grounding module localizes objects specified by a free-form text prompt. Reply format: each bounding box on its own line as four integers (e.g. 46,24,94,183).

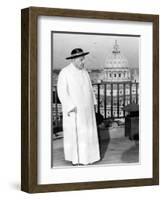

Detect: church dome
104,40,129,69
102,40,131,82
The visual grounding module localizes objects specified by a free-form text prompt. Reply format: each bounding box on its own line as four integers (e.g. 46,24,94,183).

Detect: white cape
57,63,100,165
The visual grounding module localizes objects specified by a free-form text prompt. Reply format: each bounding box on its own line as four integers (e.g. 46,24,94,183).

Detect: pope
57,48,100,166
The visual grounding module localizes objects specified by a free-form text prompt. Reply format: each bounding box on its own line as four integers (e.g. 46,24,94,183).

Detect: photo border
21,7,159,193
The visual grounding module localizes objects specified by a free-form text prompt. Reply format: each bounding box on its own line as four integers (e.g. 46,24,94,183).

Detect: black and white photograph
51,31,140,168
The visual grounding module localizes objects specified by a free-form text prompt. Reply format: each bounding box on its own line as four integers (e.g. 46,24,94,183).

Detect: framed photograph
21,7,159,193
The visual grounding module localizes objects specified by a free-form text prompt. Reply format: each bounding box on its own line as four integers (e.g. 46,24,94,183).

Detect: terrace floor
52,125,139,168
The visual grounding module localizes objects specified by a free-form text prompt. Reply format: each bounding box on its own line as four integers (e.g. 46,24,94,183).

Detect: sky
52,32,140,70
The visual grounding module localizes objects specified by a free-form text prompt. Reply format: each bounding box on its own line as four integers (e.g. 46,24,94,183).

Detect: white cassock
57,63,100,165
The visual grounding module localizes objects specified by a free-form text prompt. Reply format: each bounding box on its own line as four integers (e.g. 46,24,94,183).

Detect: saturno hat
66,48,89,60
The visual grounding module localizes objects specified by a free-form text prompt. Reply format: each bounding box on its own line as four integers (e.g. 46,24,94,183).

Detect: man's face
73,56,85,70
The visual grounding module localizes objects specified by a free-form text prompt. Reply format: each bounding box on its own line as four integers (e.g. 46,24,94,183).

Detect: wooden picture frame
21,7,159,193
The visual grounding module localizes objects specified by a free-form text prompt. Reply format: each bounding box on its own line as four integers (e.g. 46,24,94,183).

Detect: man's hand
67,107,77,116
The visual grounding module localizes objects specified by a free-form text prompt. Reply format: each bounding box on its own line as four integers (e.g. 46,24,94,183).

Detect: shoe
72,163,88,166
79,163,88,166
72,163,79,166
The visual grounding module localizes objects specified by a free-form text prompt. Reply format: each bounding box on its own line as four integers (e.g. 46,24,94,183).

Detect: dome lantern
112,40,120,54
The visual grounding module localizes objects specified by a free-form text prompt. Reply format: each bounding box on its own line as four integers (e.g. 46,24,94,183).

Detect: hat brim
66,52,89,60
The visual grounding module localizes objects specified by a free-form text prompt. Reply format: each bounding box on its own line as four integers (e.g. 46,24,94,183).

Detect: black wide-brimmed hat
66,48,89,60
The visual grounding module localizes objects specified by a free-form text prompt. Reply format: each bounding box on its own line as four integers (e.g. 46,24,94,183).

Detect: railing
93,81,139,119
52,81,139,134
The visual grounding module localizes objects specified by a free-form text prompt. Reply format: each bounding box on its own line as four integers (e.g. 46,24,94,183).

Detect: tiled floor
52,126,139,168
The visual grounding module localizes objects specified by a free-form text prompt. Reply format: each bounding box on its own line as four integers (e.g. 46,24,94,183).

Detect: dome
104,40,129,69
102,40,131,82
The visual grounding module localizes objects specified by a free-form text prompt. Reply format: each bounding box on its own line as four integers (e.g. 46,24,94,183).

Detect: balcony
52,81,139,135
